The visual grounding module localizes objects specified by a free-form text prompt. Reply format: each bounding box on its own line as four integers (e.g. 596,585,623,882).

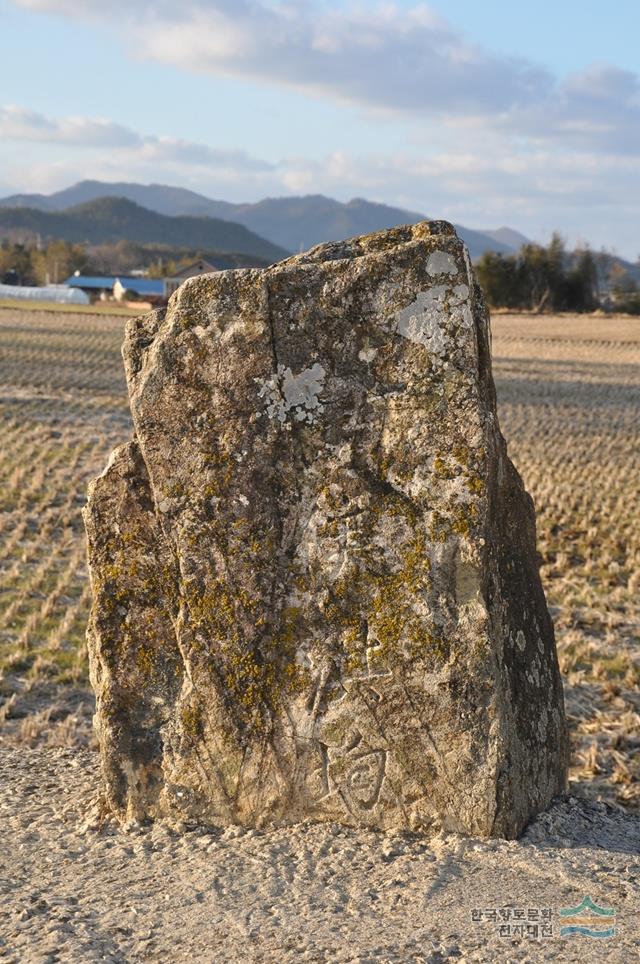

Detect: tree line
0,239,91,287
0,238,271,288
476,233,639,313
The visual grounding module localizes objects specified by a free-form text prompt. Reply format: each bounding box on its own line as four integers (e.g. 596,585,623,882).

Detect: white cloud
13,1,550,115
12,0,640,157
0,106,274,173
135,138,273,172
279,146,640,210
499,65,640,154
0,106,140,147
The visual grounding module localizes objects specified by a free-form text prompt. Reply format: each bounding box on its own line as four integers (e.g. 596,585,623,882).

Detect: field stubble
0,306,638,812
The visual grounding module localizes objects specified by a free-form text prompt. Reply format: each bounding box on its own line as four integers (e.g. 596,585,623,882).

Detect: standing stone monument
84,220,568,837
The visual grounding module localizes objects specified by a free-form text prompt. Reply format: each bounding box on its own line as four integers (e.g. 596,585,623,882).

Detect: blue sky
1,0,638,256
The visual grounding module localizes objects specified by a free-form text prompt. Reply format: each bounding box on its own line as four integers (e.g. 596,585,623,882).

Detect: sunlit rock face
84,220,568,837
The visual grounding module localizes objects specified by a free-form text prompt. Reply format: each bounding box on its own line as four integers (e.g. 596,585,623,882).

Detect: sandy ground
0,747,638,963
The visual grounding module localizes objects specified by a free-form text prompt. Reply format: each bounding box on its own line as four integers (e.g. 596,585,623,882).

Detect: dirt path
0,747,638,963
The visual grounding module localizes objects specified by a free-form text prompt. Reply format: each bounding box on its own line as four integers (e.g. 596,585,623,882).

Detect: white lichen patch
257,362,326,424
396,288,448,355
426,251,459,277
358,347,378,363
395,282,474,362
453,285,474,332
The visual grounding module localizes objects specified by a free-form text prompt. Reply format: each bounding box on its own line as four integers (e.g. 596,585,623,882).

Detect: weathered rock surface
84,220,568,836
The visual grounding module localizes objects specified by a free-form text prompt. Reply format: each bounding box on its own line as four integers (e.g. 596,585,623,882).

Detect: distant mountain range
0,180,530,259
0,196,288,262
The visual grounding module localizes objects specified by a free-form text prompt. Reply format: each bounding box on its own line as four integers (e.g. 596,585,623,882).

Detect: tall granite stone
84,221,568,837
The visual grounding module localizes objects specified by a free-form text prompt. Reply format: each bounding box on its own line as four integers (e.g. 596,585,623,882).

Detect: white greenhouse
0,283,90,305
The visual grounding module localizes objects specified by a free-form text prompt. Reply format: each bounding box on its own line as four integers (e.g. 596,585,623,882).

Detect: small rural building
65,275,165,304
164,260,217,299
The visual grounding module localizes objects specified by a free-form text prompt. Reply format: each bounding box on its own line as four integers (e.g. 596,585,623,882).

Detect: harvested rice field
0,305,638,811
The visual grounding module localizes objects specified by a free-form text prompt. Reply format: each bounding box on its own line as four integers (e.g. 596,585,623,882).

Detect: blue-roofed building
64,274,165,303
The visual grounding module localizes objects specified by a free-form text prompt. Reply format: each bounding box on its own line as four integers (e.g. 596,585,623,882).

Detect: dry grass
0,305,638,812
0,299,141,316
0,307,130,745
492,312,640,809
